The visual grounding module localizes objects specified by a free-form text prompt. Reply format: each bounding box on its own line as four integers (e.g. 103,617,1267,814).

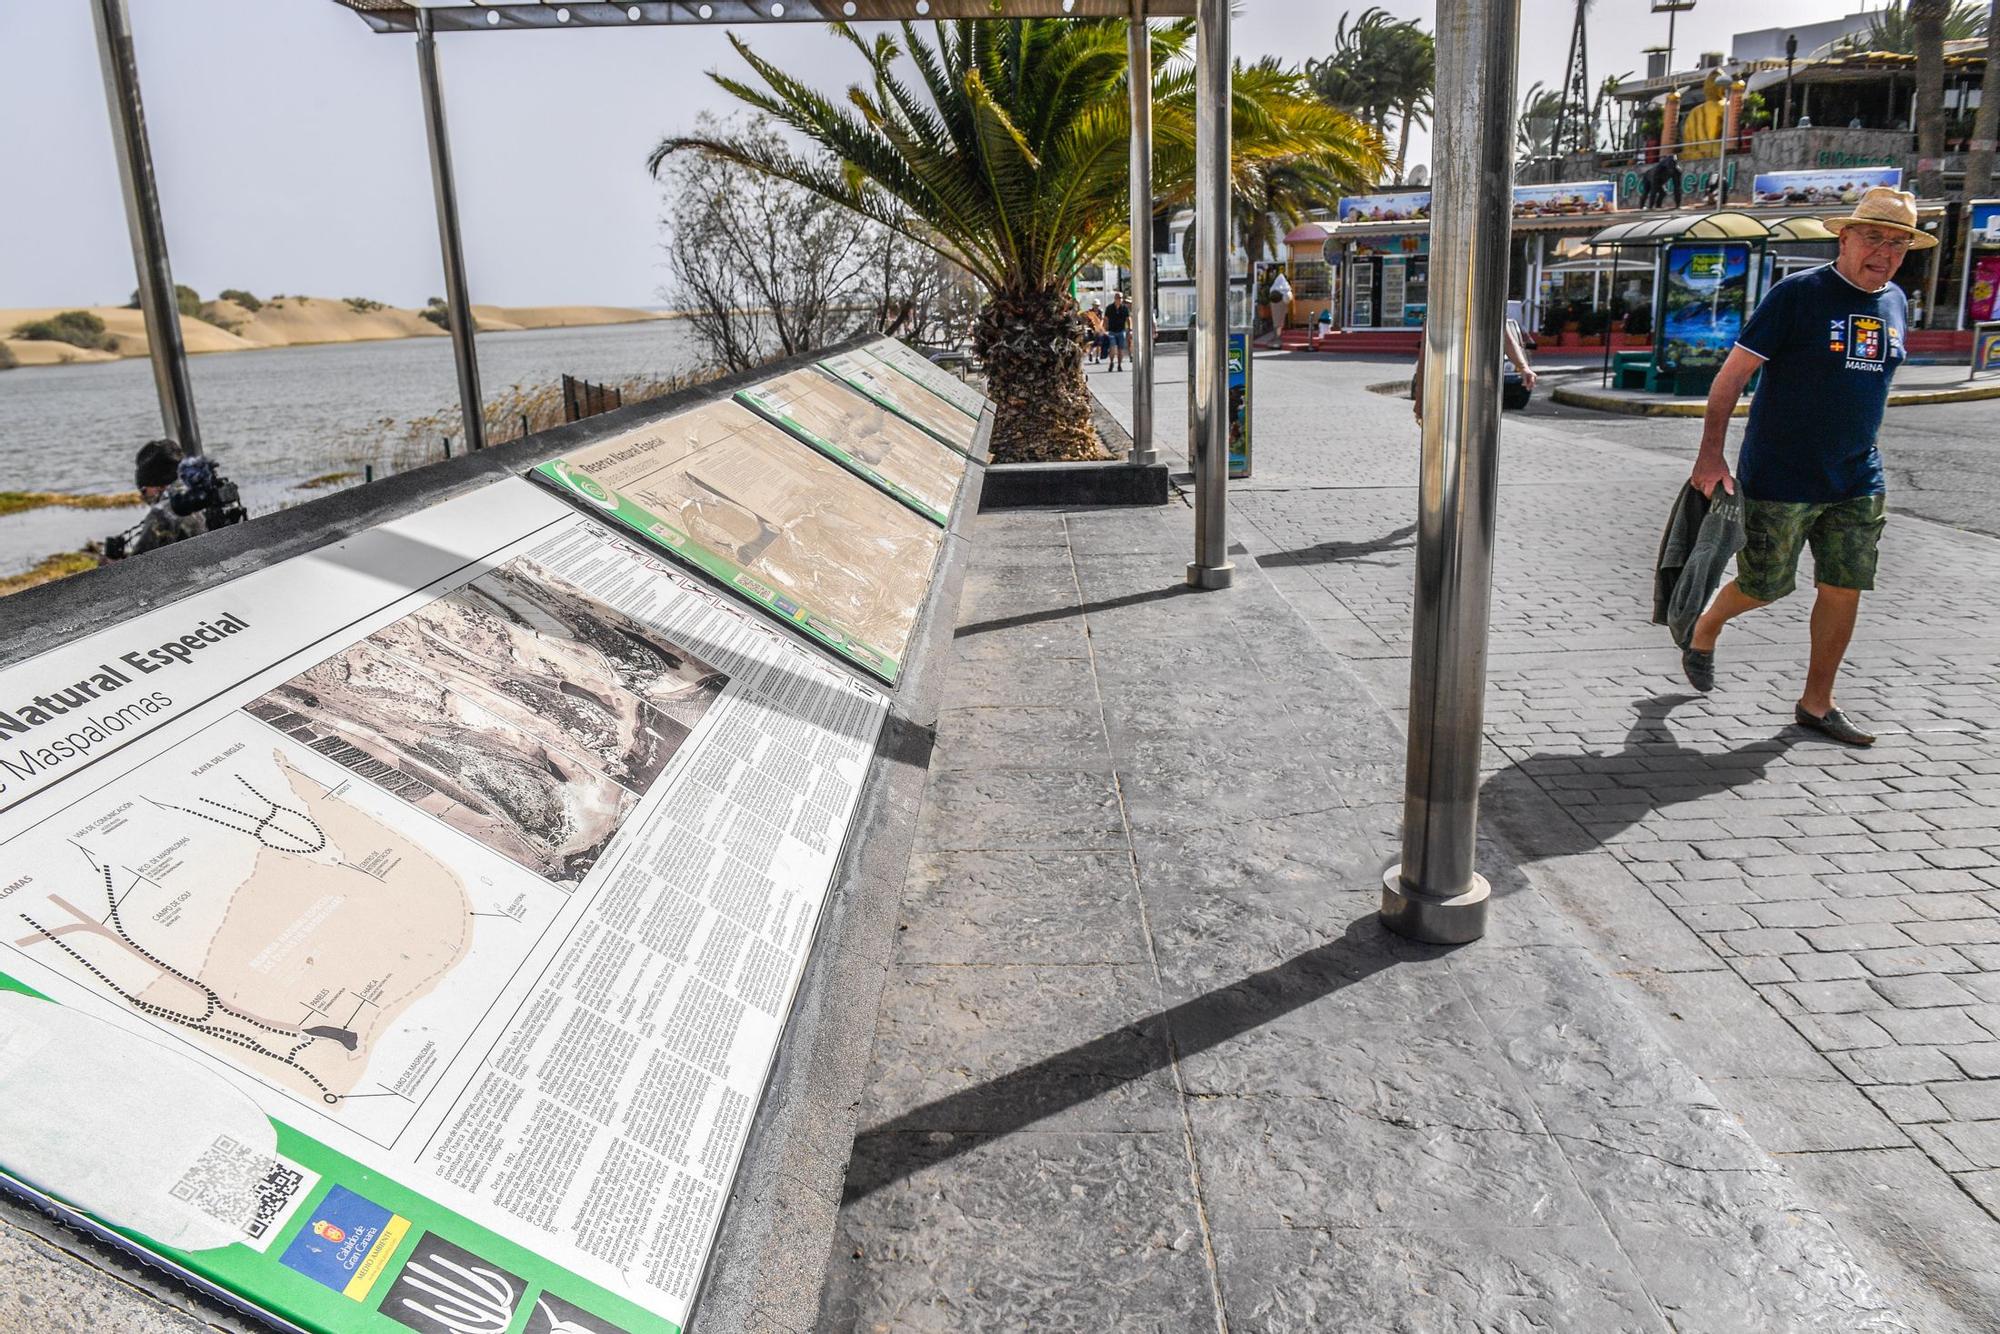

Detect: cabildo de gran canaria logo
551,461,619,511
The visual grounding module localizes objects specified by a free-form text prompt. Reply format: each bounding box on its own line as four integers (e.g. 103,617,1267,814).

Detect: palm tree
1307,8,1434,184
1967,0,1999,197
1914,0,1950,200
653,20,1381,463
1517,82,1566,158
1842,1,1987,51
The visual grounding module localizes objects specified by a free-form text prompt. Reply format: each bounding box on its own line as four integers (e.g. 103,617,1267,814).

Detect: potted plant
1576,306,1611,347
1619,305,1653,347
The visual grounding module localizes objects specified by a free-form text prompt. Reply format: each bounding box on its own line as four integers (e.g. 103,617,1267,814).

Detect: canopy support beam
1382,0,1520,944
92,0,201,456
1187,0,1232,589
1127,13,1157,468
417,9,487,452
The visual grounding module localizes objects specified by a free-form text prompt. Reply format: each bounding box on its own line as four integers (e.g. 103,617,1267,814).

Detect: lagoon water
0,319,705,574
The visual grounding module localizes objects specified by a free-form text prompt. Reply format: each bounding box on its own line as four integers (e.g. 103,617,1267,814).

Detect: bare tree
657,115,974,372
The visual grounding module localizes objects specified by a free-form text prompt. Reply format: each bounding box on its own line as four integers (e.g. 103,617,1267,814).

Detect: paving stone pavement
1084,349,2000,1331
823,402,1922,1328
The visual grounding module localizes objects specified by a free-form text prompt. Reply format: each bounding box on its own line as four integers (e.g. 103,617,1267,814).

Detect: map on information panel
856,338,988,421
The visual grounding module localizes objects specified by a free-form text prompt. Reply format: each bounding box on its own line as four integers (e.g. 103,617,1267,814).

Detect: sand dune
1,298,668,368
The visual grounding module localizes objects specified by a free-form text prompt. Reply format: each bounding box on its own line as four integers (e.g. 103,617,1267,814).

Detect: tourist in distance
1680,186,1930,747
1083,298,1105,365
1103,290,1131,372
1263,266,1293,348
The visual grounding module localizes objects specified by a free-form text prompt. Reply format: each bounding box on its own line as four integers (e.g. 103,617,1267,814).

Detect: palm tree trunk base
975,291,1104,464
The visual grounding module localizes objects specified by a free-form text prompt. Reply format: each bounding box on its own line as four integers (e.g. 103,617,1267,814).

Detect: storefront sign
1814,151,1903,170
1337,183,1615,226
1659,243,1751,372
1510,181,1615,219
1751,166,1903,208
1617,162,1741,207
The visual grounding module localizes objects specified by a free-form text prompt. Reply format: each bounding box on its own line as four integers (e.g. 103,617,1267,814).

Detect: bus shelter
1587,209,1837,395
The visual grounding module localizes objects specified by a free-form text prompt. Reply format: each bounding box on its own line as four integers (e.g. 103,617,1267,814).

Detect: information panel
735,368,966,527
856,338,987,420
530,401,944,685
0,480,888,1334
816,350,983,458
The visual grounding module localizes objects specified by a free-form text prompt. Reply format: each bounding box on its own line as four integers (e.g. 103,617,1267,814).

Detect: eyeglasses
1852,228,1915,252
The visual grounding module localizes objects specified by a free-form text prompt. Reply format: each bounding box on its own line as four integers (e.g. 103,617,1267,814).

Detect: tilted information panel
734,367,967,527
529,400,943,685
855,337,987,421
0,478,888,1334
815,349,984,459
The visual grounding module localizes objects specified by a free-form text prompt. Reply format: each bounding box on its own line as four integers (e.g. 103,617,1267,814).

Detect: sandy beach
0,298,669,366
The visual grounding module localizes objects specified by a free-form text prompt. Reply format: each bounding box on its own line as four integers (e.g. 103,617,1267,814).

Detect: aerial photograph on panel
858,337,987,420
736,367,966,526
245,557,728,884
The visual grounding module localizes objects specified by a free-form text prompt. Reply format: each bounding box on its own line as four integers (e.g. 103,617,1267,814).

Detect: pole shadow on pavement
838,914,1452,1204
952,583,1196,640
1257,521,1418,570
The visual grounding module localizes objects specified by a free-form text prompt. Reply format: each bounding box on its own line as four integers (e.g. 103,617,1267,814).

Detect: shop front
1325,182,1617,332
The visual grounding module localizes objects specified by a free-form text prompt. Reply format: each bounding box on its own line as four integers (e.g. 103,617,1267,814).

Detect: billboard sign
1750,166,1903,208
1659,243,1751,372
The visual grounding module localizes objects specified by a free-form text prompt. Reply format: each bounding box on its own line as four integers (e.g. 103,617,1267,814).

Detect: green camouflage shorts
1738,493,1886,601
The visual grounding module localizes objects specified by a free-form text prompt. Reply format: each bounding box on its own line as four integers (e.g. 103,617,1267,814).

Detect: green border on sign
528,459,902,685
814,359,981,461
857,343,984,421
733,387,950,528
0,972,675,1334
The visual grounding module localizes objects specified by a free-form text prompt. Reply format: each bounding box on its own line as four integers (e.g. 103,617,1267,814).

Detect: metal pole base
1186,561,1235,590
1380,865,1489,944
1130,448,1160,468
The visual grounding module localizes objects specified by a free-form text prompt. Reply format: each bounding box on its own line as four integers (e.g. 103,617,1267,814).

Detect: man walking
1103,290,1130,372
1681,186,1931,746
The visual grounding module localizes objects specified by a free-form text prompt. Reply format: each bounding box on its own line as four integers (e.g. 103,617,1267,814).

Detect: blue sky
0,0,1865,308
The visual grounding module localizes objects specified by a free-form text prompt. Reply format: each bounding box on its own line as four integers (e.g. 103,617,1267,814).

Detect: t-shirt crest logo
1848,315,1885,363
1827,318,1846,354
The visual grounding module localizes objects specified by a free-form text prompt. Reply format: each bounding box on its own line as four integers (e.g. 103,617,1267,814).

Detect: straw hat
1825,186,1938,249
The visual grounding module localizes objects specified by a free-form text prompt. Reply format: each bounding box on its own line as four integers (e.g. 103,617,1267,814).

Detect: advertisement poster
1750,166,1902,207
1974,324,2000,376
1964,202,2000,324
735,369,966,528
856,339,987,421
531,400,946,685
0,480,889,1334
1227,332,1252,479
815,351,982,459
1659,243,1750,372
1335,189,1432,224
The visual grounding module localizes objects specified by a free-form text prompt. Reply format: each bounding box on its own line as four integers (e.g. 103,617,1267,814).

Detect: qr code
169,1134,313,1249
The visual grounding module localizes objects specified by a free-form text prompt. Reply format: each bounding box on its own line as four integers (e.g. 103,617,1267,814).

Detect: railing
561,373,623,423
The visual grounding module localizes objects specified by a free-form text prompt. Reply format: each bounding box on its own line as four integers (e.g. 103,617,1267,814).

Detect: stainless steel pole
91,0,200,455
416,10,487,451
1187,0,1233,589
1127,11,1158,468
1382,0,1520,945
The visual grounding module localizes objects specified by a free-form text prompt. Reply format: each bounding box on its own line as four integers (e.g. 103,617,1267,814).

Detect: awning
1283,222,1330,245
1590,211,1774,247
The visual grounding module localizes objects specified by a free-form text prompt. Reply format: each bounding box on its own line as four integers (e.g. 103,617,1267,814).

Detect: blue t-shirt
1735,264,1904,503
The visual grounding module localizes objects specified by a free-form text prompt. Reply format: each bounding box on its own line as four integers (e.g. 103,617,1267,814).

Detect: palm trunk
1395,106,1414,183
1966,0,2000,198
1913,0,1947,199
974,287,1100,463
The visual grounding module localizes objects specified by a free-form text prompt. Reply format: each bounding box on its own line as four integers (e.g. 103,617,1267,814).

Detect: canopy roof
1589,209,1845,249
331,0,1192,32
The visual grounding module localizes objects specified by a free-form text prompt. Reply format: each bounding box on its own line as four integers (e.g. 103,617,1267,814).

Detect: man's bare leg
1689,579,1769,652
1800,583,1861,716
